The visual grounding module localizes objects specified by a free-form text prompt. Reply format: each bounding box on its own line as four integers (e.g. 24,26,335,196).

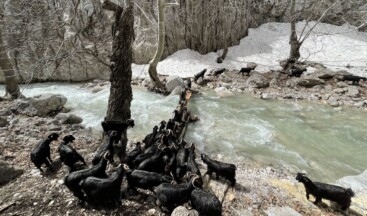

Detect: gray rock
355,101,367,108
142,77,151,87
333,88,346,94
0,160,24,185
12,94,67,117
30,94,67,116
336,81,349,88
0,117,9,127
312,68,334,80
286,78,298,88
171,206,199,216
297,77,325,87
166,75,184,92
9,118,19,125
246,74,269,88
0,109,12,116
328,96,339,107
346,86,359,97
265,206,302,216
54,113,83,124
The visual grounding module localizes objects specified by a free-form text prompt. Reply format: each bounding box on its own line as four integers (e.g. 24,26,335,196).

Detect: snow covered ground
132,21,367,78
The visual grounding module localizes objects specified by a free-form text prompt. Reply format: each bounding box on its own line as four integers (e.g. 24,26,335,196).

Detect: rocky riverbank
1,66,367,215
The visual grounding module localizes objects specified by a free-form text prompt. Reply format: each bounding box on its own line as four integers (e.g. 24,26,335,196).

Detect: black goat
191,188,222,216
213,68,226,76
194,68,207,82
64,152,109,201
201,154,236,186
155,176,202,213
175,143,189,180
296,173,354,210
137,150,166,173
92,131,119,165
58,135,86,172
126,142,143,168
143,126,158,149
239,67,254,76
30,133,59,172
288,68,306,77
126,169,172,191
186,143,201,178
81,164,128,206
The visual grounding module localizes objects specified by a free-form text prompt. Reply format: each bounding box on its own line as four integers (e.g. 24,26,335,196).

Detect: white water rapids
1,83,367,185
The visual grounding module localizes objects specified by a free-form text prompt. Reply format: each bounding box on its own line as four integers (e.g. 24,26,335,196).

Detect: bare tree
102,0,134,162
0,21,22,99
148,0,179,89
287,0,337,68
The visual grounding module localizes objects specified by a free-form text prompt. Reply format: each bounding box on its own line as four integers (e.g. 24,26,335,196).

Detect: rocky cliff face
0,0,366,83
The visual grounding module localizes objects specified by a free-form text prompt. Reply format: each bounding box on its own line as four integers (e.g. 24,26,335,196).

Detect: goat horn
103,151,109,160
191,175,200,189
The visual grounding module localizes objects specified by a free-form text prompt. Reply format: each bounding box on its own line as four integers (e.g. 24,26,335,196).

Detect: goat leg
314,197,321,204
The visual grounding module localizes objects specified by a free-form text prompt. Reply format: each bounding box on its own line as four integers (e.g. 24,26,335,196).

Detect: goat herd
29,86,355,215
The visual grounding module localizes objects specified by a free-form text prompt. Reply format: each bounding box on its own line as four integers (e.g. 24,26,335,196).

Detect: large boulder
0,160,23,185
54,113,83,124
166,75,184,92
12,94,67,117
246,74,269,88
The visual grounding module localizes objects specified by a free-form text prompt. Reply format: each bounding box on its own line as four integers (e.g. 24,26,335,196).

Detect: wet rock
54,113,83,124
247,62,258,69
261,93,273,100
0,117,9,127
246,74,269,88
265,206,302,216
215,87,234,97
328,96,339,107
0,160,24,185
286,78,298,88
166,75,184,92
171,206,199,216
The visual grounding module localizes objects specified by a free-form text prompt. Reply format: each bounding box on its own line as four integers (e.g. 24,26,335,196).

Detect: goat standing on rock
30,133,59,172
296,173,354,211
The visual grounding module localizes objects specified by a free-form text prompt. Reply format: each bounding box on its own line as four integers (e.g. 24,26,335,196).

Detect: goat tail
347,188,355,197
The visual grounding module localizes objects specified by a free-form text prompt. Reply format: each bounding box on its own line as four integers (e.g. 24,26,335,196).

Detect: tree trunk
148,0,178,89
0,27,22,99
148,0,167,88
289,20,301,61
103,1,134,162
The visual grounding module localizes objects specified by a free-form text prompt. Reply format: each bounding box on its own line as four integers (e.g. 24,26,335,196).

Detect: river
1,83,367,183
